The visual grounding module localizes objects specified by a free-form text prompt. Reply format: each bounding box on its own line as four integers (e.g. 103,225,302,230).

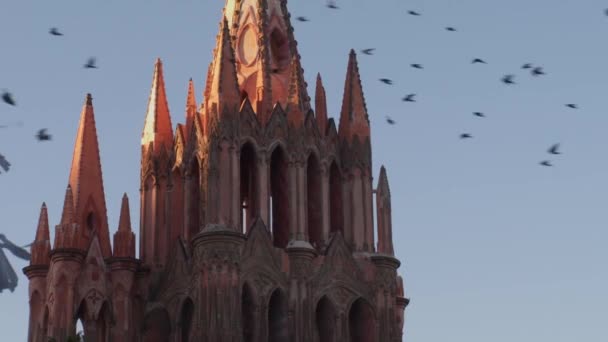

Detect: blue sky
1,0,607,341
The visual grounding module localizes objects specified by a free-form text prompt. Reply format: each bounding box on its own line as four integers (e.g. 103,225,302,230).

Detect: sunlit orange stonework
23,1,408,341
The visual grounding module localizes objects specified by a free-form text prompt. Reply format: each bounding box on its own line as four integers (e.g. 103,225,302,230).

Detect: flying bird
0,234,31,261
473,112,485,118
547,143,561,155
379,78,393,85
402,94,416,102
35,129,52,141
410,63,423,69
565,104,578,109
48,27,63,36
361,48,375,55
84,57,98,69
501,74,516,84
522,63,533,69
472,58,487,64
531,67,546,76
445,27,457,32
296,16,309,22
460,133,473,139
540,160,553,167
408,10,421,16
0,154,10,173
326,1,339,9
2,90,16,106
386,116,396,125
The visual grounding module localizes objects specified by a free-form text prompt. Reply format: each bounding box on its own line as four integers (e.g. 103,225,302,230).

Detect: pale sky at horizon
1,0,607,341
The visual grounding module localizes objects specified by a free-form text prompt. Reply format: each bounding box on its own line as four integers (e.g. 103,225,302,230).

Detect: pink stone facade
23,1,408,341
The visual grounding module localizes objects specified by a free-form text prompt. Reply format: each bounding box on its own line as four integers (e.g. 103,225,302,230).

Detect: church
23,0,408,341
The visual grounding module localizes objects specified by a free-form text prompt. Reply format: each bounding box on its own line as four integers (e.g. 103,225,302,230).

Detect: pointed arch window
268,289,289,342
329,162,344,234
240,143,258,233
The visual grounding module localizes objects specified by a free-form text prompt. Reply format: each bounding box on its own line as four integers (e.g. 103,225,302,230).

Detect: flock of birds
0,27,98,175
3,2,607,175
297,1,590,167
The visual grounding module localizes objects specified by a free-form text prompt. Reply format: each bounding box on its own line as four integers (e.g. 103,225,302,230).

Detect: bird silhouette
410,63,423,69
565,104,578,109
473,112,485,118
408,10,421,16
0,154,10,173
402,94,416,102
1,90,16,106
460,133,473,139
501,74,516,84
361,48,375,55
296,16,309,22
35,129,52,141
540,160,553,167
326,1,339,9
522,63,533,69
49,27,63,36
531,67,546,76
386,116,396,125
379,78,393,85
547,143,561,155
445,27,457,32
84,57,98,69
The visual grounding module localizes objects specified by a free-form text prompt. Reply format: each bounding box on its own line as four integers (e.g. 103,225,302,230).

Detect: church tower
24,1,409,341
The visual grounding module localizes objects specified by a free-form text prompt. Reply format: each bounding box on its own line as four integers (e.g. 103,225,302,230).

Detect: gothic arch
74,299,111,342
328,161,344,234
241,282,256,342
306,152,322,247
143,307,172,342
268,144,290,248
315,296,337,342
179,298,194,342
240,141,259,234
348,298,376,342
267,288,289,342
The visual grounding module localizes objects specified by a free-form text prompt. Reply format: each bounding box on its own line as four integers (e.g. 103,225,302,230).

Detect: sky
1,0,607,341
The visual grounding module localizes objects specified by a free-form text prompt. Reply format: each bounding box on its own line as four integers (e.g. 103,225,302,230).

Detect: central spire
217,0,308,121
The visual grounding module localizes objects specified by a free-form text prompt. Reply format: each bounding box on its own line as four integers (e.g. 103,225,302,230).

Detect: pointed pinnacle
60,185,75,225
85,93,92,106
35,202,50,241
118,193,132,232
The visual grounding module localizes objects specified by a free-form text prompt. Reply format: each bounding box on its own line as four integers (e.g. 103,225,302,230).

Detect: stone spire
67,94,112,257
185,78,197,139
376,166,394,255
113,193,136,258
142,58,174,152
338,49,370,142
204,16,241,118
286,54,310,126
54,185,76,249
30,203,51,266
315,73,328,134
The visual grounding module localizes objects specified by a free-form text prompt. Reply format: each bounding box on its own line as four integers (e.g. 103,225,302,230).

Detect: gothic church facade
23,0,409,341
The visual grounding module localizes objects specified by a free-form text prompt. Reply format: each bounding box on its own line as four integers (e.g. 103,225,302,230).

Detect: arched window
240,143,258,234
241,283,256,342
348,298,376,342
180,298,194,342
187,161,200,240
269,146,290,248
143,308,171,342
268,289,289,342
329,162,344,234
316,296,337,342
307,154,322,247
